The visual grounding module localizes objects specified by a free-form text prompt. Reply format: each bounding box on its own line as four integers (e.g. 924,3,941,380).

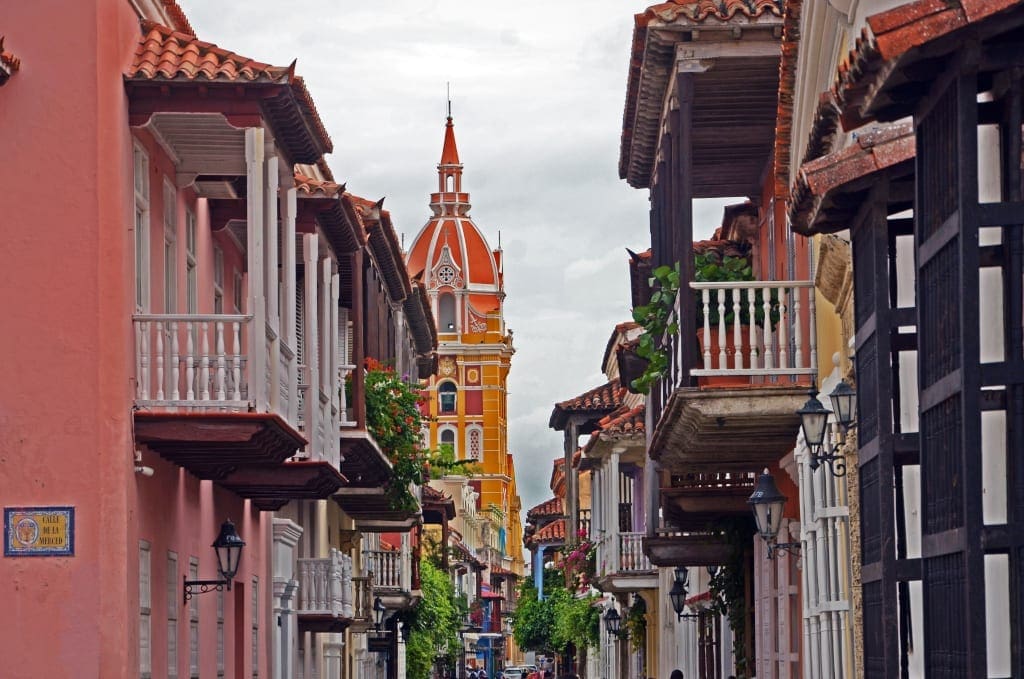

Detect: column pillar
281,186,298,424
265,153,281,414
303,233,320,454
272,518,303,679
608,448,623,573
244,127,267,410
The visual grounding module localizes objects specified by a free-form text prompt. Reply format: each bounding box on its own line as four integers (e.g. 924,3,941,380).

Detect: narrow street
2,1,1024,678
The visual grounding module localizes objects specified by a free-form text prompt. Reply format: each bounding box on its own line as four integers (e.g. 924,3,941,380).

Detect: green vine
624,597,647,652
363,358,476,510
630,263,681,394
708,518,754,678
406,559,466,679
630,250,781,394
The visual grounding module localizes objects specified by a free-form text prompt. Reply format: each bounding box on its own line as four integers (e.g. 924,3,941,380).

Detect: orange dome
406,116,503,324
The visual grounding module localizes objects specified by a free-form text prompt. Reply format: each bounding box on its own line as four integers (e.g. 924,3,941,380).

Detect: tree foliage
512,575,599,655
406,559,466,679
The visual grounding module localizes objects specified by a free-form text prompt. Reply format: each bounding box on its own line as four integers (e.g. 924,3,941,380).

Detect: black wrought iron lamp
603,607,622,639
797,381,857,477
183,519,245,604
668,567,698,621
374,596,387,633
748,470,801,559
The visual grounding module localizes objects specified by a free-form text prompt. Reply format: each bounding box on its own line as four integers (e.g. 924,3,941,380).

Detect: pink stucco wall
0,2,271,676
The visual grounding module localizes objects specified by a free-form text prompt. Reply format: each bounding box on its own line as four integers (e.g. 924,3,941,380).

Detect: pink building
0,3,435,677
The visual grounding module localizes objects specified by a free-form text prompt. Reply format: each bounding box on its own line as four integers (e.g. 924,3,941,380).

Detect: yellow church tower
406,113,523,576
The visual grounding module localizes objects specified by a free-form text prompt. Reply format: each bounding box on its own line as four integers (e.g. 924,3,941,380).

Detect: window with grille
213,246,224,314
438,381,457,414
189,557,199,679
163,182,177,314
167,551,179,678
139,540,152,678
467,426,482,461
133,144,150,312
185,210,197,315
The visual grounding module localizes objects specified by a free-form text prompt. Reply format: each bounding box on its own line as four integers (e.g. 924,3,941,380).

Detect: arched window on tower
438,381,457,414
446,174,454,192
440,427,456,458
439,293,456,331
467,425,483,462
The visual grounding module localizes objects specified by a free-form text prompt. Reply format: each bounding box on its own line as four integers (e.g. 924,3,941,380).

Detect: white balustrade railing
352,576,373,621
296,548,354,618
688,280,817,377
618,532,653,573
338,364,357,427
134,315,251,409
365,549,403,590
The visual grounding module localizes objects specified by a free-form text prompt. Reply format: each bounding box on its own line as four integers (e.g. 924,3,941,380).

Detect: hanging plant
363,358,476,511
624,597,647,652
630,263,681,394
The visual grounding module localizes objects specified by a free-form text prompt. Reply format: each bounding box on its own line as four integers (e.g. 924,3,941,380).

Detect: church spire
434,113,467,216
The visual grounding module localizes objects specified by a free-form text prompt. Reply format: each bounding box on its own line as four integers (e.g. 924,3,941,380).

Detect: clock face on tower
437,265,457,285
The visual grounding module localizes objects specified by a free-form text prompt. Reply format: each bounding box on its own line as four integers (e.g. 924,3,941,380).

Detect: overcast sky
179,0,734,519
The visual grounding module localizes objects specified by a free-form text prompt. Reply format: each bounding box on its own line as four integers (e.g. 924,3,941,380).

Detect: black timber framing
852,181,902,678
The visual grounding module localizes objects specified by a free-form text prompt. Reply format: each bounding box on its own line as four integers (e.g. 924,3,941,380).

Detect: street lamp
374,596,387,632
796,382,857,477
182,519,246,604
748,469,800,559
668,567,697,621
603,607,621,638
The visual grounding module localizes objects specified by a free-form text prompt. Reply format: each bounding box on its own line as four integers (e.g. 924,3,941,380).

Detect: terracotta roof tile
789,121,914,235
773,0,802,197
620,1,784,186
584,404,646,452
527,497,564,520
556,379,625,413
601,404,646,437
130,21,288,82
637,0,784,27
0,36,21,86
160,0,195,37
831,0,1022,131
531,518,566,544
128,22,332,157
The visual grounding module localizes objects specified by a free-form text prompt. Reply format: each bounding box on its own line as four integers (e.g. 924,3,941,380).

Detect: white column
272,519,303,679
401,533,412,591
592,468,603,570
320,256,332,400
245,127,267,410
282,186,298,425
265,154,281,414
303,234,320,454
330,269,340,463
323,639,344,679
608,448,623,573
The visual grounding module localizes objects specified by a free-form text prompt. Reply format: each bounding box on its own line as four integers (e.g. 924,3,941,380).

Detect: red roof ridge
637,0,784,28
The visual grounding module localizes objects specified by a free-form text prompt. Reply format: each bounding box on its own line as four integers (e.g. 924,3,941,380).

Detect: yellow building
406,113,524,579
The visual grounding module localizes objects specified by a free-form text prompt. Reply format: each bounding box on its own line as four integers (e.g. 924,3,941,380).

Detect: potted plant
629,245,780,392
693,251,780,386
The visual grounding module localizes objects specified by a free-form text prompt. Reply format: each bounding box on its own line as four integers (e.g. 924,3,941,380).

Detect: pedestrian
469,670,478,679
670,671,684,679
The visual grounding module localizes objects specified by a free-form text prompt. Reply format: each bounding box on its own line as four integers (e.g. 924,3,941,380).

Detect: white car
502,667,524,679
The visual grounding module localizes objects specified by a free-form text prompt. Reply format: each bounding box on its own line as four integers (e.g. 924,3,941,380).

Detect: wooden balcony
296,549,355,634
596,531,658,593
650,280,814,472
643,529,737,568
661,471,757,532
348,576,375,632
365,548,416,610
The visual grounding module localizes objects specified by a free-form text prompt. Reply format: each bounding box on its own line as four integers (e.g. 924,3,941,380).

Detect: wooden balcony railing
653,280,816,427
365,549,410,591
296,548,354,618
618,532,653,573
578,509,592,540
133,314,299,425
352,576,373,622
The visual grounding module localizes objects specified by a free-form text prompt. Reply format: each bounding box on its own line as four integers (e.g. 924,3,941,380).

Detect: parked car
502,666,524,679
